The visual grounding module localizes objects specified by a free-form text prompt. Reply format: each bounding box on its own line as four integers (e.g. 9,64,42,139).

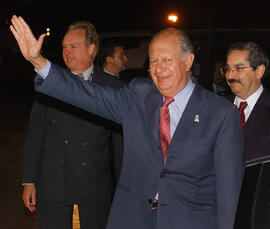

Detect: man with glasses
222,42,270,162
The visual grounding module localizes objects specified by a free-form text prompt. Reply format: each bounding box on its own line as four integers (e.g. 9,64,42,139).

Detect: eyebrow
226,63,246,67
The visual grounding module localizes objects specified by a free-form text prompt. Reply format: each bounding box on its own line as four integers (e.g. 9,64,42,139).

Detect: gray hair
150,28,194,60
227,42,269,74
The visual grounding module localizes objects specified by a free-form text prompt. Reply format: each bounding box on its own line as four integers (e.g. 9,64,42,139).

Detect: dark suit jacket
228,88,270,162
35,63,244,229
23,68,124,205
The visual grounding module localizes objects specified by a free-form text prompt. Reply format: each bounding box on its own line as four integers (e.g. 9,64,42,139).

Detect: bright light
46,28,50,36
168,15,178,23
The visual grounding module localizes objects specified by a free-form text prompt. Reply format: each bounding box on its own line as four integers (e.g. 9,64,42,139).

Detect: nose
226,69,236,79
155,60,166,73
63,47,71,56
124,54,128,63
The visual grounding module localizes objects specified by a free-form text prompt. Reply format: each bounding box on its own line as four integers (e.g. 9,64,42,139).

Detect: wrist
30,55,47,70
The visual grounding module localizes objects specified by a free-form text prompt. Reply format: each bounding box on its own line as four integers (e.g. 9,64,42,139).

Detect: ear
87,44,95,57
185,53,194,72
256,64,265,80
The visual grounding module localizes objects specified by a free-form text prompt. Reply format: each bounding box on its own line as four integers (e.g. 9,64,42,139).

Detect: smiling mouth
228,79,240,84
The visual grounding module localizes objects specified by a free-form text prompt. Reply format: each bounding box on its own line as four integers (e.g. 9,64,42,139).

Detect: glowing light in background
168,15,178,23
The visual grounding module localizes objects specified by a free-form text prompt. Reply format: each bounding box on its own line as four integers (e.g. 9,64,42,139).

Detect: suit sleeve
110,125,123,185
22,93,46,184
215,105,244,229
35,63,129,125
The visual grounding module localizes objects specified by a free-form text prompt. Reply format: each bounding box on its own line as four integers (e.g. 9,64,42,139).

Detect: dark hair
98,43,122,66
67,21,99,59
150,28,194,60
228,42,269,73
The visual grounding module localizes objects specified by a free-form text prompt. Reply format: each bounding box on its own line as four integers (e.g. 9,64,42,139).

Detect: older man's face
149,33,194,97
62,29,93,74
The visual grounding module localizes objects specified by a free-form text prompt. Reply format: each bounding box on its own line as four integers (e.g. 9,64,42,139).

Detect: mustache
228,79,240,83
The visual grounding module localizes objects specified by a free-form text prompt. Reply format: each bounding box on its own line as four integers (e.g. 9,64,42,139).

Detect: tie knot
239,101,248,112
163,97,175,107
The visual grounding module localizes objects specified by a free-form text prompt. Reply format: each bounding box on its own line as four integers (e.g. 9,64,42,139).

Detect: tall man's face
62,29,94,74
149,33,194,97
225,50,263,100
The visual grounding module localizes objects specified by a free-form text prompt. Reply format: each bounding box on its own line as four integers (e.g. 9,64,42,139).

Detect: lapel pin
194,114,200,122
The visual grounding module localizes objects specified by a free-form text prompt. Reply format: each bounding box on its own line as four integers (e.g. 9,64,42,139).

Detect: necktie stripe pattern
159,97,174,163
238,101,248,127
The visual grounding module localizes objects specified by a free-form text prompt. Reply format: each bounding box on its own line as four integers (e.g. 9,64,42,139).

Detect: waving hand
10,15,47,69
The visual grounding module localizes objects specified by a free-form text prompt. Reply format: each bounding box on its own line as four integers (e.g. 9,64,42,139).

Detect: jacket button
52,120,56,123
83,142,88,146
82,162,86,166
64,140,69,144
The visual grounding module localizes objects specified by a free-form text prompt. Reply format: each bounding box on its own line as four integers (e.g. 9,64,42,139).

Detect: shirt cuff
35,59,51,79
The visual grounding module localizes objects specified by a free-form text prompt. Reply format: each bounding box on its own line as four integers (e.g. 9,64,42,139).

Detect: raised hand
10,15,47,69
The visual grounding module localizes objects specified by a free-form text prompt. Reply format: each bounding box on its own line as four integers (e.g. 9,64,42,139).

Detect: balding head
149,28,194,97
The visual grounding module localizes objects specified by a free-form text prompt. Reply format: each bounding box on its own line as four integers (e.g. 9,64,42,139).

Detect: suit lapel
144,84,163,168
170,84,204,145
244,89,270,139
145,85,163,144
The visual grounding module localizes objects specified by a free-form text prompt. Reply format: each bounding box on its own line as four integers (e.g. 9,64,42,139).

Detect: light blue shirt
36,60,94,81
168,78,195,137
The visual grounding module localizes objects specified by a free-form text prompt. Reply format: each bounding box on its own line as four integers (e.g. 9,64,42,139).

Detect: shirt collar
72,64,94,81
166,77,195,110
103,68,120,77
234,84,263,110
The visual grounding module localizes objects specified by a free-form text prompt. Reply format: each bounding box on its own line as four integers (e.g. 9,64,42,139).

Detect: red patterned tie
238,101,248,127
159,97,175,163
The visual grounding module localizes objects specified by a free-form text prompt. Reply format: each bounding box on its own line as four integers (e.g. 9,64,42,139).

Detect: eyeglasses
220,66,252,75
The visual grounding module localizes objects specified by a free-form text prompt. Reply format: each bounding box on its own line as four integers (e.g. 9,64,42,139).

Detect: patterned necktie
238,101,248,127
159,97,175,163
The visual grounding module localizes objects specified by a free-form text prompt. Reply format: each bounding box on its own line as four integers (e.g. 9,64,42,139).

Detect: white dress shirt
234,85,263,122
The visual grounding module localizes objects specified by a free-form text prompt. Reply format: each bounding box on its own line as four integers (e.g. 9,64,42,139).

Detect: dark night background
0,0,270,227
1,0,270,30
1,0,270,82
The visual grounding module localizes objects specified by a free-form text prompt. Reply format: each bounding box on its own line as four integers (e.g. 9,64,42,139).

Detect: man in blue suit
10,15,244,229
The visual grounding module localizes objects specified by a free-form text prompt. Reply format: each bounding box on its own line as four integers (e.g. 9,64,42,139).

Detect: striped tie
159,97,174,163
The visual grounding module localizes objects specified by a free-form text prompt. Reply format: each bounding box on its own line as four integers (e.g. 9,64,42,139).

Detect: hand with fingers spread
10,15,47,70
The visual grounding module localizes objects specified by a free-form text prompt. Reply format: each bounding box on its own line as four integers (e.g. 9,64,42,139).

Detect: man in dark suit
10,16,243,229
20,20,124,228
98,43,128,80
222,42,270,162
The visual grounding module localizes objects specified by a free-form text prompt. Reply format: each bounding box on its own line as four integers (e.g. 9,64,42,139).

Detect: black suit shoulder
256,88,270,109
242,88,270,161
93,70,125,88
